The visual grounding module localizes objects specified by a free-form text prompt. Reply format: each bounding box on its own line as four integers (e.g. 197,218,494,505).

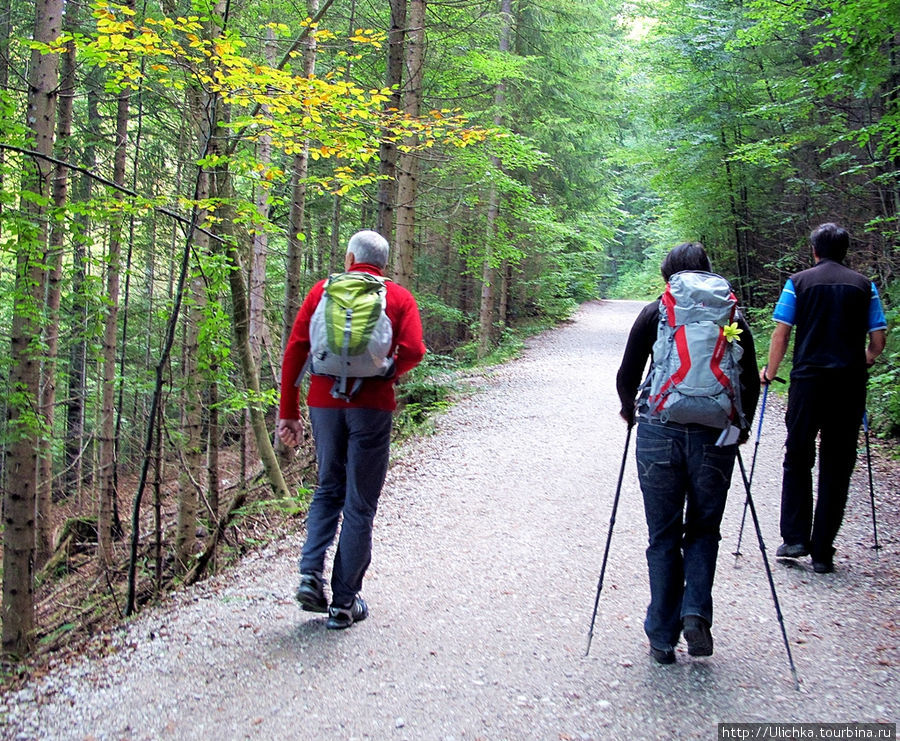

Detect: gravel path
3,300,898,740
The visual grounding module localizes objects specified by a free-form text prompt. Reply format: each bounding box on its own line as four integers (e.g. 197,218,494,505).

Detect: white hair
347,230,390,269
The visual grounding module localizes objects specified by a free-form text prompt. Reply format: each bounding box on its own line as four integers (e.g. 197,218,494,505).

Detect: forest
1,0,897,661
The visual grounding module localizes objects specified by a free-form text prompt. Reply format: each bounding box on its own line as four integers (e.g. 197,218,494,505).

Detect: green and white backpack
306,271,394,400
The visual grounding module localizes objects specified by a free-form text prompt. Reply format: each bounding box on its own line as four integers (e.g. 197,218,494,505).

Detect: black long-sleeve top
616,300,761,429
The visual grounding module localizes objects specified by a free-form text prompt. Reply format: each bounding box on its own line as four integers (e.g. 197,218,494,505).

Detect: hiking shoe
812,559,834,574
326,596,368,630
649,646,676,665
775,542,809,559
295,573,328,613
682,615,714,657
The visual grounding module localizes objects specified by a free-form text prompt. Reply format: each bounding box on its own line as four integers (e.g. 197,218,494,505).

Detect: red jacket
279,264,426,415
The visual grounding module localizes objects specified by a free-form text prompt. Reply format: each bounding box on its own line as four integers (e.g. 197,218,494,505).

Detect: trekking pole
862,410,881,553
736,450,800,691
586,421,634,657
733,381,770,558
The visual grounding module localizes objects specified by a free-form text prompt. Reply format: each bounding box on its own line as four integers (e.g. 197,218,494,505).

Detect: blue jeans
635,419,736,650
299,407,393,607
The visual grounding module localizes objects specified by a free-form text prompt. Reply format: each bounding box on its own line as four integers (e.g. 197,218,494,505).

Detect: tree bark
3,0,62,658
219,203,291,502
36,11,76,567
376,0,406,241
0,0,10,237
65,69,100,503
282,0,319,353
97,0,135,569
393,0,425,286
249,27,276,368
175,272,205,571
478,0,512,359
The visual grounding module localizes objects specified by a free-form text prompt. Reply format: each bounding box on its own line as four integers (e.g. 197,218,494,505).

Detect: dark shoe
649,646,676,665
296,573,328,613
812,560,834,574
775,542,809,559
682,615,714,657
326,596,368,630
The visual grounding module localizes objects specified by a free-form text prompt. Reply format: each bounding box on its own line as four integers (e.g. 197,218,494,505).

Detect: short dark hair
810,222,849,262
660,242,712,281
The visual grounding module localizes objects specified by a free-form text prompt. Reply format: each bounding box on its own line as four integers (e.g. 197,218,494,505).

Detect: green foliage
233,489,312,522
394,354,461,438
868,297,900,436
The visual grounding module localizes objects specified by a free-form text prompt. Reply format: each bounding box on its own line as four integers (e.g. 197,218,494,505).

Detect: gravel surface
2,299,898,740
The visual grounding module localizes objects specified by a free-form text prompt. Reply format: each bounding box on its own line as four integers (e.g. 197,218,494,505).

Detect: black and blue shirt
772,258,887,378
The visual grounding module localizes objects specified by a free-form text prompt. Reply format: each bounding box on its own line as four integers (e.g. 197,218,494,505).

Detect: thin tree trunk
330,194,342,273
250,27,276,367
376,0,406,241
97,0,135,569
125,164,215,615
175,271,205,570
393,0,425,286
220,197,291,501
0,0,10,237
206,378,220,571
36,14,76,566
478,0,512,359
175,7,221,571
66,73,100,502
282,0,319,353
3,0,62,658
153,405,163,595
498,259,510,330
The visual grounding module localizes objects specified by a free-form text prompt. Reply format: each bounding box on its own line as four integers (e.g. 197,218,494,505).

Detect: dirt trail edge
3,300,898,740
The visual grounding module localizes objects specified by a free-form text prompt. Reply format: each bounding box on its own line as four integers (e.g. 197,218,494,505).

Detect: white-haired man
278,230,425,629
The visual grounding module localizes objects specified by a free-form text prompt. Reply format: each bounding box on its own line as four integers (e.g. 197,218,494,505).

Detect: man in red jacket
277,230,425,629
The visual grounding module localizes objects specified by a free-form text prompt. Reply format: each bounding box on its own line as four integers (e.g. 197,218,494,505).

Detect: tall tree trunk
376,0,406,241
217,167,290,501
498,260,510,330
174,0,224,571
36,13,76,566
206,378,220,561
330,194,342,273
0,0,10,236
3,0,62,658
478,0,512,359
282,0,319,353
393,0,425,286
65,70,100,503
175,271,205,570
97,0,134,569
249,27,276,366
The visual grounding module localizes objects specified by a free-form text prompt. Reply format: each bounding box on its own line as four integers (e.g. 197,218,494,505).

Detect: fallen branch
183,488,248,586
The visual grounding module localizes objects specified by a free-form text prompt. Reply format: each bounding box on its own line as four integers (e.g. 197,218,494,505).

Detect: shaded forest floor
2,442,319,690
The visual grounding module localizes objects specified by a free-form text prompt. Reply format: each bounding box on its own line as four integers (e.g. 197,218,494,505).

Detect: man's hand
277,418,304,448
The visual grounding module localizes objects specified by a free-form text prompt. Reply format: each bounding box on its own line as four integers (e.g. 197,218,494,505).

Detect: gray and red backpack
639,270,746,430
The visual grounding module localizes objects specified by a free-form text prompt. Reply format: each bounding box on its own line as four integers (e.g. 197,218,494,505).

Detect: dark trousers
635,420,736,651
780,373,866,563
299,407,393,607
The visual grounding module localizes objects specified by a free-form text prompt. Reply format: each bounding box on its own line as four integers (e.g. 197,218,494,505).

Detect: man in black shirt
761,223,887,573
